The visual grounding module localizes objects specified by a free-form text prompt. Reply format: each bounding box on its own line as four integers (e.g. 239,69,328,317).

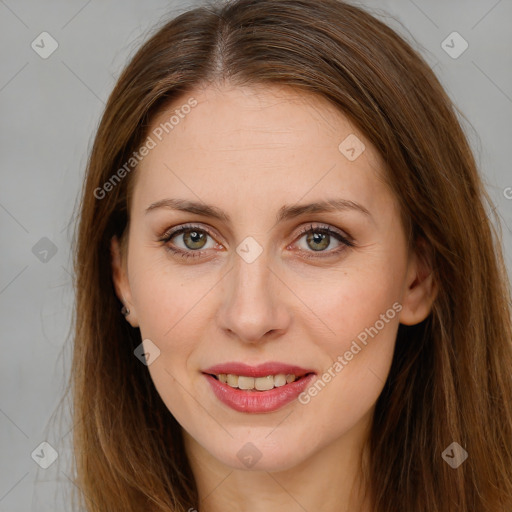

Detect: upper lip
202,362,316,378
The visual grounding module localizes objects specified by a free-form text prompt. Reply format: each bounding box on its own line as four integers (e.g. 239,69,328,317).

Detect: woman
69,0,512,510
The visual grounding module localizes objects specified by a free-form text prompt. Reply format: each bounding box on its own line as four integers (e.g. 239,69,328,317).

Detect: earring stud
121,305,130,316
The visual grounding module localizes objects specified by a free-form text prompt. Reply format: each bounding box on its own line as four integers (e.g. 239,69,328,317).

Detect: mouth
201,362,317,413
206,372,315,391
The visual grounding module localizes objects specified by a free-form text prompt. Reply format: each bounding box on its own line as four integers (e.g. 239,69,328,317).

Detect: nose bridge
218,242,289,342
233,246,272,299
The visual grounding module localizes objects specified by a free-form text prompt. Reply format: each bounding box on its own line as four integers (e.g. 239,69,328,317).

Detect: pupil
185,230,206,249
308,232,328,251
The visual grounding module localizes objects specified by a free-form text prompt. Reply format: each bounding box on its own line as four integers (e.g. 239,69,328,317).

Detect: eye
158,224,220,259
291,223,354,259
158,222,355,261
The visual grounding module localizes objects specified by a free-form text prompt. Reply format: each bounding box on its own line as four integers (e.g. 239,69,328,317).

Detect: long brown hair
68,0,512,510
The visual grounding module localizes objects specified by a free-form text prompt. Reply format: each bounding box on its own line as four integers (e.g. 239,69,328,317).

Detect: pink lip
202,362,316,413
203,361,314,378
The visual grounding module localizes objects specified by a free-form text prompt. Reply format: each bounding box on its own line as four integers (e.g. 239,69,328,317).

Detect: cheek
128,246,206,336
127,250,219,395
298,263,403,352
295,282,400,444
294,256,403,410
128,255,207,419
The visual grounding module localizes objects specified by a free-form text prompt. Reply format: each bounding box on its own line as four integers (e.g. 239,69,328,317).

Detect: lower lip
203,373,316,413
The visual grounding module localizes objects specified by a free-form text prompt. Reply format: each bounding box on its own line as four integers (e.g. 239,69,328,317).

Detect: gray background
1,0,511,510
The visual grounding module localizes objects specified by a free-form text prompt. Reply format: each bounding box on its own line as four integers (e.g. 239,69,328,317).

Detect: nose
216,249,292,344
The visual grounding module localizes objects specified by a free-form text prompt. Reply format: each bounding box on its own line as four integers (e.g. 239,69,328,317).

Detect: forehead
131,83,391,220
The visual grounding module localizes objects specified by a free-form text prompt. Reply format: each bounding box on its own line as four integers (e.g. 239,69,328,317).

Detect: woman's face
112,83,433,471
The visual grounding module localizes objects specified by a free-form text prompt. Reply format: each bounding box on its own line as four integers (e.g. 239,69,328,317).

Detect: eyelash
158,223,355,260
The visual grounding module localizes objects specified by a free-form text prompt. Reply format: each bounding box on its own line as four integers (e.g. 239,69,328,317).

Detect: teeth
238,376,255,389
255,375,274,391
273,374,287,387
215,373,299,390
227,374,238,387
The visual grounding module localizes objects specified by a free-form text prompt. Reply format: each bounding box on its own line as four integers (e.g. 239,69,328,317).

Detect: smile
202,362,317,413
211,373,306,390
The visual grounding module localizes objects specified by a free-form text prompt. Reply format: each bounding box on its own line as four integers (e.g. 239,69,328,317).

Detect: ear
399,237,438,326
110,235,139,327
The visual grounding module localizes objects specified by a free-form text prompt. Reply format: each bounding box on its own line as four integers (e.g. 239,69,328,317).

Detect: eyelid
291,222,354,245
158,223,224,256
158,221,355,258
159,222,224,245
159,222,353,242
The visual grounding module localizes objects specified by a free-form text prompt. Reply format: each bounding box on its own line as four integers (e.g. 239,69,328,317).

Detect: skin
111,82,437,512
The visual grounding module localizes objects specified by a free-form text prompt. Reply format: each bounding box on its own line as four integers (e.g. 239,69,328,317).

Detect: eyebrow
145,197,371,223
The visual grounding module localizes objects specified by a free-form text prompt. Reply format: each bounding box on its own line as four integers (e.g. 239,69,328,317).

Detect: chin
207,433,316,472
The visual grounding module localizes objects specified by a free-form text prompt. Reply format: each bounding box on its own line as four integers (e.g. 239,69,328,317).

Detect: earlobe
110,235,139,327
399,240,438,326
